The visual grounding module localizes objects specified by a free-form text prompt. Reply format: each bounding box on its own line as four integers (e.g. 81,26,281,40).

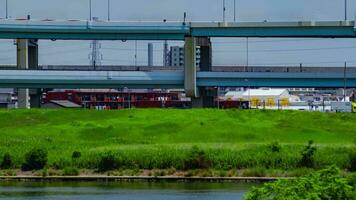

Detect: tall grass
0,109,354,172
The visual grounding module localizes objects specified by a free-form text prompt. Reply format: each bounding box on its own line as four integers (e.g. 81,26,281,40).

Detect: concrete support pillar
28,39,41,108
184,37,198,98
16,39,30,109
197,37,212,72
191,87,217,108
16,39,41,108
185,37,216,108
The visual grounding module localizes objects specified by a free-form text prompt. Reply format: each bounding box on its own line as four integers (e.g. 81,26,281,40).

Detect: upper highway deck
0,19,355,40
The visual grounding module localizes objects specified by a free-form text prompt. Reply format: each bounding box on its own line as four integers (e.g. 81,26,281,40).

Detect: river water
0,182,256,200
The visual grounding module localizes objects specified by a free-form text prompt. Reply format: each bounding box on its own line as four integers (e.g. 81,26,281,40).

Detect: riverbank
0,175,278,183
0,109,355,176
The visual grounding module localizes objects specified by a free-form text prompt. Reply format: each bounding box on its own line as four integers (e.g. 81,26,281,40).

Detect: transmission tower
89,17,102,69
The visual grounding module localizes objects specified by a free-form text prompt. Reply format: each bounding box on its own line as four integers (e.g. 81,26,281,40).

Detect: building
43,89,190,109
224,88,294,104
169,46,200,67
0,89,15,108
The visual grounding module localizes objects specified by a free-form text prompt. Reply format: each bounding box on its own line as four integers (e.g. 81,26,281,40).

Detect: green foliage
242,167,267,177
41,168,48,177
0,153,12,169
52,158,71,170
22,148,48,171
72,151,81,160
299,140,317,168
0,109,353,172
184,146,211,169
268,142,281,153
349,152,356,172
63,167,79,176
98,151,118,172
245,166,354,200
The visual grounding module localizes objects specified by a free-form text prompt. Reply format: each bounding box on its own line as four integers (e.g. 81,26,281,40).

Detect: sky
0,0,356,67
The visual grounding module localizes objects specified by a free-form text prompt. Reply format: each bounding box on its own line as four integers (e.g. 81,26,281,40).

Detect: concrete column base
191,87,217,108
17,89,30,109
30,89,41,108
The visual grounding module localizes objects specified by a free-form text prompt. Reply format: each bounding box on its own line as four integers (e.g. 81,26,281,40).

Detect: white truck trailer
331,102,353,113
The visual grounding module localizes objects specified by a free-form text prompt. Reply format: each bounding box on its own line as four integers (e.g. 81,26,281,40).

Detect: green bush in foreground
183,146,211,170
1,153,12,169
22,148,48,171
244,166,354,200
98,151,118,172
63,167,79,176
299,140,317,168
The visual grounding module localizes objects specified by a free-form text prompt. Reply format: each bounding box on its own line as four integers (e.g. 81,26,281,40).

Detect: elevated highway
0,19,355,40
0,70,354,89
1,18,356,107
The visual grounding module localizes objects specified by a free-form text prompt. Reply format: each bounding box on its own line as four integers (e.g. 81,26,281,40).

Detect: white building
169,46,200,67
224,88,297,103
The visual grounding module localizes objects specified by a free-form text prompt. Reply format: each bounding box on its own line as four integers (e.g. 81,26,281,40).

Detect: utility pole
344,0,347,20
246,37,249,72
344,62,347,102
223,0,226,23
107,0,111,21
134,40,138,67
5,0,8,19
234,0,236,22
89,0,92,20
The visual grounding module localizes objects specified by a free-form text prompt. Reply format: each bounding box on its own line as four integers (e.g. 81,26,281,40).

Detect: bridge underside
0,70,355,89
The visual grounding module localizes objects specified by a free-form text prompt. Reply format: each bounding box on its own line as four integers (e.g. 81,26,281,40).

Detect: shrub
22,148,48,171
1,153,12,169
98,151,118,172
52,158,71,170
183,146,211,170
63,167,80,176
299,140,317,168
42,168,48,177
349,152,356,172
242,167,267,177
245,166,354,200
72,151,82,160
268,142,281,153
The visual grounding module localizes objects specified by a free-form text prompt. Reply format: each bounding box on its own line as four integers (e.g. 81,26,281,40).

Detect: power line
40,47,88,56
213,45,356,53
217,59,356,66
213,38,336,44
101,47,162,52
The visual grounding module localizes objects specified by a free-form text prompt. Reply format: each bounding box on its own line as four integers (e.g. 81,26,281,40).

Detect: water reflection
0,182,255,200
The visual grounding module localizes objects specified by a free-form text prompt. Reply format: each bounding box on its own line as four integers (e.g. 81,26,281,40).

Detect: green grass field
0,109,355,175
